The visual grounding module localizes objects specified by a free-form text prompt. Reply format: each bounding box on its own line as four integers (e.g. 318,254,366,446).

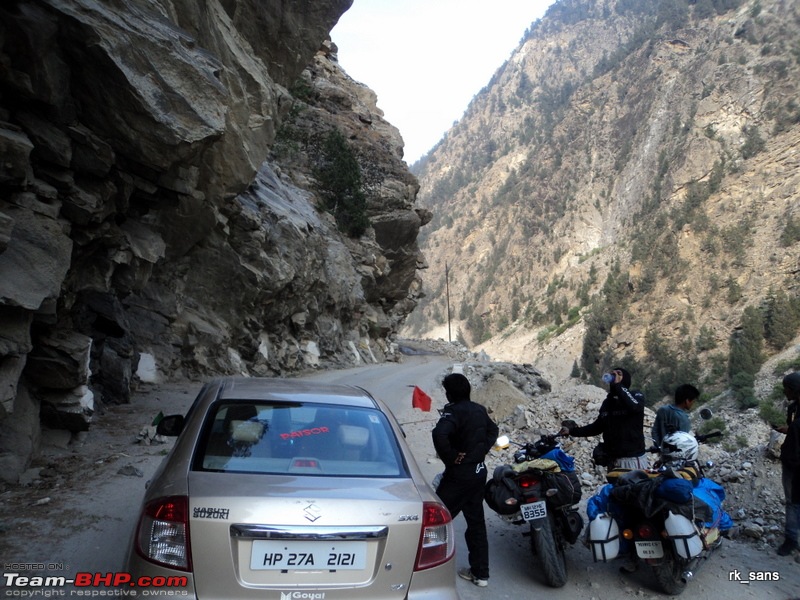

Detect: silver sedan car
125,377,460,599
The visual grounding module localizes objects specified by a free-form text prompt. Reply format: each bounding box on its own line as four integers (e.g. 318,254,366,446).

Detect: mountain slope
404,0,800,399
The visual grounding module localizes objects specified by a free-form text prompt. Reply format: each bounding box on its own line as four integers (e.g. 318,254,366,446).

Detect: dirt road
2,355,798,599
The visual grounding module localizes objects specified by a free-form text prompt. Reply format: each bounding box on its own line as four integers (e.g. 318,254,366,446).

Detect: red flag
411,386,432,412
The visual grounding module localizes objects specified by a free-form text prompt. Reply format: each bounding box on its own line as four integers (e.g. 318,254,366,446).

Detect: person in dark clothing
777,371,800,556
652,383,699,447
559,367,647,470
432,373,499,587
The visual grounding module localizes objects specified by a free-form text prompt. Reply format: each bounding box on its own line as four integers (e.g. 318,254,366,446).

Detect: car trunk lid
187,471,423,599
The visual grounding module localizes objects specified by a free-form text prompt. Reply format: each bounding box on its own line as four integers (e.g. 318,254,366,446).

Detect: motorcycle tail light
415,501,455,571
638,523,656,539
136,495,191,571
517,474,539,489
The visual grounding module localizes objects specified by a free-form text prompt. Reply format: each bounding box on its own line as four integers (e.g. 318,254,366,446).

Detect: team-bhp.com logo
280,593,325,600
3,571,188,590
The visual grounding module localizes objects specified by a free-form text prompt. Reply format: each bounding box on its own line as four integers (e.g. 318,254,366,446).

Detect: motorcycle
485,433,583,588
586,428,731,595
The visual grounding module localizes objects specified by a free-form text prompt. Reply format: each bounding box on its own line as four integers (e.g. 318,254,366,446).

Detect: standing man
560,367,647,470
777,372,800,556
652,383,700,447
432,373,499,587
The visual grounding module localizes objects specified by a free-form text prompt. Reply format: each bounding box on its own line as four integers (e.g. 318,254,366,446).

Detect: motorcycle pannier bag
485,467,524,515
588,513,620,562
541,470,582,507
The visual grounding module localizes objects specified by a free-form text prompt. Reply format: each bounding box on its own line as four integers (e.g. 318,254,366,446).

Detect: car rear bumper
125,554,460,600
406,559,460,599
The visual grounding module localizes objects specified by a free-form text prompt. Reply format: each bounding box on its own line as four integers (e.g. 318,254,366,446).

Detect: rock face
0,0,427,481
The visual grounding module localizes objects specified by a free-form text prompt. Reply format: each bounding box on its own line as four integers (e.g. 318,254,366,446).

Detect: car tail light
136,496,192,571
414,501,455,571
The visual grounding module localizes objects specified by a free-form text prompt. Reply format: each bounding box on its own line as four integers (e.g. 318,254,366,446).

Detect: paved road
3,355,798,600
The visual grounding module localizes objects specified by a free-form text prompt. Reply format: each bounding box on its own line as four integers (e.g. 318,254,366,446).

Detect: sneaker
777,540,799,556
458,567,488,587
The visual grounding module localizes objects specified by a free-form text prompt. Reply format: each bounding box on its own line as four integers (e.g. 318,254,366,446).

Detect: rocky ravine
0,1,428,483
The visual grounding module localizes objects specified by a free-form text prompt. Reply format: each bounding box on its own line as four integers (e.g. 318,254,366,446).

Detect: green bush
698,417,726,442
759,399,786,428
315,130,370,237
733,435,749,449
773,360,800,377
728,305,764,380
763,289,800,350
571,361,581,378
730,371,757,408
696,325,718,352
741,125,766,159
780,214,800,247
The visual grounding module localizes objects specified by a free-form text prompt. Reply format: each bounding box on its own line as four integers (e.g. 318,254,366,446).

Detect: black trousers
436,463,490,579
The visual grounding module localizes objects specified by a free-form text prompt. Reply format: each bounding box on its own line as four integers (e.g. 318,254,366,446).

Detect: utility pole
445,261,451,343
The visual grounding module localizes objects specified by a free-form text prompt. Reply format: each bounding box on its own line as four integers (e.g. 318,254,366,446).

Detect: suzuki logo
280,593,326,599
303,503,322,522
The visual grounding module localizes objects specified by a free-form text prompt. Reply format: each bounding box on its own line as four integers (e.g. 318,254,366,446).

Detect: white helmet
661,431,699,464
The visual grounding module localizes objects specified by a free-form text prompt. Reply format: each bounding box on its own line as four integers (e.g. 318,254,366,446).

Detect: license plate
635,540,664,558
521,500,547,521
250,540,366,570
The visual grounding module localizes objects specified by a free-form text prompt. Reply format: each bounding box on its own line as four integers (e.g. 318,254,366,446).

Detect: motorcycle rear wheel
652,545,688,595
530,512,568,588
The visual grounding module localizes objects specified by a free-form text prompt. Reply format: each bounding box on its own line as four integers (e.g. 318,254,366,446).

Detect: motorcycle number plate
521,500,547,521
635,540,664,558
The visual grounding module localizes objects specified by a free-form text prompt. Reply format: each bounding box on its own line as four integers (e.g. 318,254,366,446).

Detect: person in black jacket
559,367,648,470
432,373,499,587
777,371,800,556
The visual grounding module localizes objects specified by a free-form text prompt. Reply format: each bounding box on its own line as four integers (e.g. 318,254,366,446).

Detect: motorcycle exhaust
681,571,693,583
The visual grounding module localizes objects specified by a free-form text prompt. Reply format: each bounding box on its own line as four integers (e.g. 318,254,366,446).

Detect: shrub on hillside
731,371,758,409
315,130,370,237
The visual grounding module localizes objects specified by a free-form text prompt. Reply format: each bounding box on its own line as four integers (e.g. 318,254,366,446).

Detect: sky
331,0,557,165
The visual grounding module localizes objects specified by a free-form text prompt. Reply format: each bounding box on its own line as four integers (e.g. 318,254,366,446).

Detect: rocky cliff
405,0,800,396
0,0,426,481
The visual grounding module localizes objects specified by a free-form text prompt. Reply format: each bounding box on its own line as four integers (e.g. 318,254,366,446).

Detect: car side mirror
156,414,185,436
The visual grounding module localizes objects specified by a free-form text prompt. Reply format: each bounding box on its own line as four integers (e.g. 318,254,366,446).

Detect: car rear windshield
193,401,408,477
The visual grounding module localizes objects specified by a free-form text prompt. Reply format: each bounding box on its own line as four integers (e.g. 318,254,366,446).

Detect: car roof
206,377,379,409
